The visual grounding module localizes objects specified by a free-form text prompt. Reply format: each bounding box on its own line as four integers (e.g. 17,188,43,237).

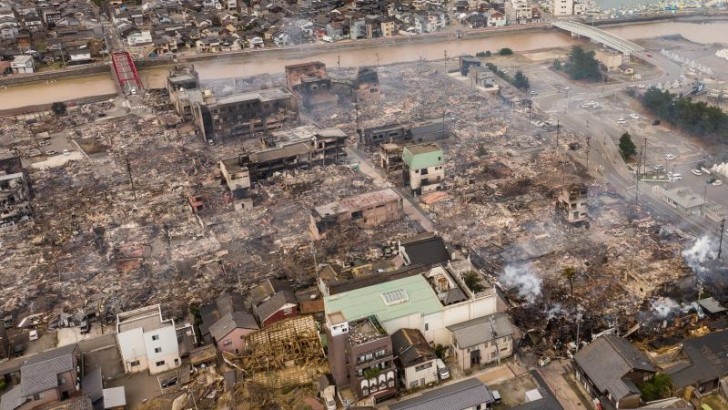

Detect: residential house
199,291,247,344
326,314,398,401
355,67,381,102
552,0,573,15
465,13,486,28
402,143,445,195
208,312,259,355
252,290,299,328
310,188,404,239
0,344,80,410
116,304,182,375
486,9,506,26
666,330,728,393
399,233,451,267
574,335,656,409
10,55,33,73
447,312,515,371
391,328,438,389
654,186,705,216
350,18,366,39
68,49,91,64
389,377,496,410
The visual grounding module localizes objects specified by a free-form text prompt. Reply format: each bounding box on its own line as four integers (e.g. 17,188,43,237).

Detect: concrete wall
143,325,181,375
118,327,150,374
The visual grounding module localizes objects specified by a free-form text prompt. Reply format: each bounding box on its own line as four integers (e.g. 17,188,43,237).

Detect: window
129,360,140,366
152,335,159,341
375,349,387,358
156,360,166,367
424,323,429,331
365,353,373,361
421,168,429,175
415,362,433,372
410,380,419,388
155,347,162,353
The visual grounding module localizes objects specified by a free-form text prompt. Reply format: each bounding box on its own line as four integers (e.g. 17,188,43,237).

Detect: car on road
616,119,627,124
529,90,538,95
45,150,57,156
629,113,639,119
713,180,723,187
691,169,702,176
29,330,38,341
665,154,676,160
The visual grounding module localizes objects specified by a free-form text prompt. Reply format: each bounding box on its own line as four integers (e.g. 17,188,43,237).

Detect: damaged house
0,151,31,228
556,183,589,225
248,279,299,328
309,188,404,239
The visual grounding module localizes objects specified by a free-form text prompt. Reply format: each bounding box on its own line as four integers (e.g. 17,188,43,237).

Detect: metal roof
313,188,401,218
21,344,77,397
389,378,494,410
209,312,259,341
324,274,443,324
447,312,515,349
667,330,728,389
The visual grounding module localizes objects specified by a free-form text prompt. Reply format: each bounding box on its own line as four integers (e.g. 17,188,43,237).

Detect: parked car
665,154,675,160
713,180,723,187
29,330,39,341
691,169,702,176
436,359,450,380
322,385,336,410
529,90,538,95
629,113,639,119
80,320,90,334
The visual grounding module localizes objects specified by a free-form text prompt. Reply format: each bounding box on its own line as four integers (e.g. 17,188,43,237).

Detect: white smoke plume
682,235,718,275
545,303,566,320
501,264,543,304
651,297,679,318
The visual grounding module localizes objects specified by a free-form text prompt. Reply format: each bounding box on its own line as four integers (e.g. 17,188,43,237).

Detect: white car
713,180,723,187
436,359,450,380
538,356,551,367
629,113,639,119
691,169,702,176
665,154,676,160
529,90,538,95
617,119,627,124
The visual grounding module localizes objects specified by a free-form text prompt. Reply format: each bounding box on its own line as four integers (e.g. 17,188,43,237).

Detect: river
1,20,727,111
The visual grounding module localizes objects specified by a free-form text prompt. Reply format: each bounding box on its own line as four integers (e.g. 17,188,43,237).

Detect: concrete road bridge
552,20,645,58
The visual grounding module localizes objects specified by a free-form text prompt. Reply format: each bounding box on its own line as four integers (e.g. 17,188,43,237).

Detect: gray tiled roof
447,312,514,349
21,344,77,397
254,290,297,324
209,312,259,341
0,385,23,410
391,328,435,368
389,378,494,410
667,330,728,389
574,335,654,400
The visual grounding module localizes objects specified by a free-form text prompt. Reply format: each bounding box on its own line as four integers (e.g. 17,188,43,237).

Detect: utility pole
337,55,340,70
125,155,137,200
444,49,447,74
585,134,591,170
719,218,725,260
376,52,379,66
642,138,647,175
555,119,560,149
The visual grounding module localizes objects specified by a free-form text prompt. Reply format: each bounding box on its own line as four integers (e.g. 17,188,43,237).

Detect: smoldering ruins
1,56,726,389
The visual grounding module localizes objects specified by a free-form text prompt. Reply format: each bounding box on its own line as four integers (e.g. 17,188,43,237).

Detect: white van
436,359,450,380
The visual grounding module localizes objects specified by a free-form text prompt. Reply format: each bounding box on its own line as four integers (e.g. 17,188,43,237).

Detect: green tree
567,46,601,82
619,132,637,160
51,101,67,116
513,70,530,91
552,59,562,70
640,87,728,139
463,271,485,293
499,47,513,56
640,374,672,401
485,50,491,57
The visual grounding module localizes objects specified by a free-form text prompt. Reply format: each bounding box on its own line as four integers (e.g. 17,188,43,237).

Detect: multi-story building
505,0,532,23
326,314,398,401
0,151,31,228
381,18,396,37
556,183,588,224
355,67,381,103
552,0,573,16
402,143,445,195
310,188,404,239
116,304,181,375
284,61,327,90
192,88,298,144
447,312,515,370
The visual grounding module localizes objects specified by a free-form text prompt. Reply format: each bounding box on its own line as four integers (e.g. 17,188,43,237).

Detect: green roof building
402,143,445,195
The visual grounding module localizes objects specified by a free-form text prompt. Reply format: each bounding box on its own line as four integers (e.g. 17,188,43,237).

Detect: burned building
360,123,408,147
285,61,327,90
402,143,445,195
355,67,381,102
299,77,338,111
325,314,398,401
460,56,482,77
310,188,404,239
379,143,403,172
0,151,31,228
556,183,588,224
192,88,298,144
166,64,199,95
220,127,347,209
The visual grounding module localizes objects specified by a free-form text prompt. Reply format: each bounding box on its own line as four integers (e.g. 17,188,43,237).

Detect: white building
11,55,34,74
505,0,532,23
116,304,181,375
552,0,573,15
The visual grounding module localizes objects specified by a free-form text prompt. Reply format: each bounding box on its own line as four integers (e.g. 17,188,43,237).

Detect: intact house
199,291,247,344
666,330,728,394
389,377,496,410
655,186,705,216
447,312,515,371
574,334,656,409
10,55,34,74
402,143,445,195
391,328,438,389
248,278,299,328
0,344,80,410
116,304,182,375
309,188,404,239
208,312,259,355
326,314,398,402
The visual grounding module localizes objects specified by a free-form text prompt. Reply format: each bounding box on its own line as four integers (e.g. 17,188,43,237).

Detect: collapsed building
360,120,448,147
220,126,347,209
284,61,339,111
355,67,381,103
0,151,31,228
309,188,404,239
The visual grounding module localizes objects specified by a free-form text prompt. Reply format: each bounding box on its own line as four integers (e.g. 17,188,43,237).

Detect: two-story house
402,143,445,195
116,305,182,375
